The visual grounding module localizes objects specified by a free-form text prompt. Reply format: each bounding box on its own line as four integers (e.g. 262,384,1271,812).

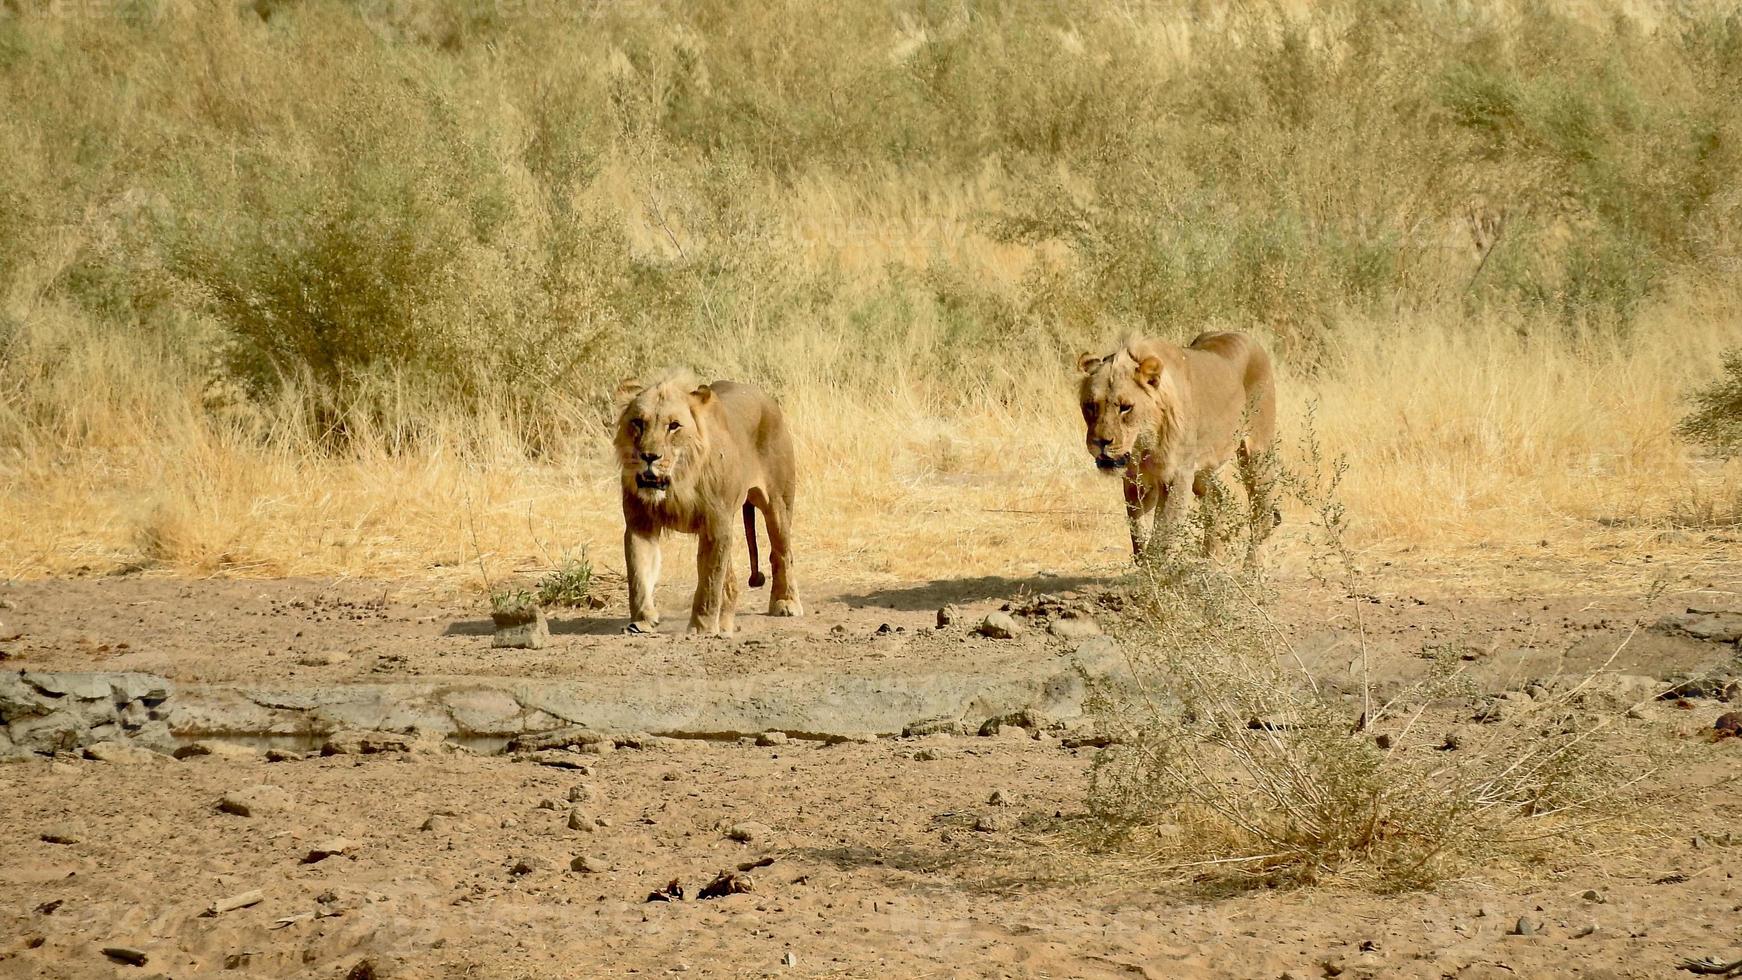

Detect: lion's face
1077,350,1165,472
614,376,713,504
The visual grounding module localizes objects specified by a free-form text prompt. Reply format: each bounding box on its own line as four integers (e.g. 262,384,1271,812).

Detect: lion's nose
1093,438,1113,451
640,452,661,464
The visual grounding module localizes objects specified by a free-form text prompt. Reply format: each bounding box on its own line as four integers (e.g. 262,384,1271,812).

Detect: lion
614,368,803,635
1076,331,1278,565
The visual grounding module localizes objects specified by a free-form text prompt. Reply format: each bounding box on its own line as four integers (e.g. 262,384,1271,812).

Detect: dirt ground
2,558,1740,979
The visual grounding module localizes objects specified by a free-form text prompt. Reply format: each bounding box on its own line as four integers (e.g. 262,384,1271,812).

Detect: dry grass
2,0,1740,596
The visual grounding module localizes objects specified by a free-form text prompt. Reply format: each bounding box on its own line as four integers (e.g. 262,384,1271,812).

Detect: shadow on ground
442,616,624,637
838,575,1109,612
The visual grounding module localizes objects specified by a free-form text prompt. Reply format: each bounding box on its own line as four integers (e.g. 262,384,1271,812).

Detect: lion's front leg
1124,473,1157,559
624,526,662,634
1139,477,1190,564
689,521,738,636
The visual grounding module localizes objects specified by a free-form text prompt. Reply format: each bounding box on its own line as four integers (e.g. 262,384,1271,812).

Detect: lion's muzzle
1094,453,1131,470
635,472,671,491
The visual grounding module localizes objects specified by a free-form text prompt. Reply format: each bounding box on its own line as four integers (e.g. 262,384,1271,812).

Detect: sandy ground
1,559,1740,979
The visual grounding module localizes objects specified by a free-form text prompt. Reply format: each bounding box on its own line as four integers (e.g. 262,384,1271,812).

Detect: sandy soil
1,563,1739,979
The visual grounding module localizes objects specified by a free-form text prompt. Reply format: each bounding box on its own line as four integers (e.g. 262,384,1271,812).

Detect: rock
911,748,945,762
1048,615,1102,640
975,612,1020,640
783,952,797,967
22,672,114,700
646,878,685,902
302,838,358,863
217,785,293,818
1657,609,1742,643
566,785,593,803
509,855,544,876
579,740,615,755
936,605,959,628
1509,917,1538,936
205,889,265,916
973,811,1018,833
901,717,964,738
755,731,788,747
173,740,260,761
726,821,773,844
988,788,1015,806
1715,712,1742,738
420,814,451,833
536,798,560,810
491,606,550,650
512,750,592,771
697,869,754,899
82,741,162,765
567,809,595,832
264,748,305,763
40,826,80,845
570,854,608,874
321,730,437,756
1581,889,1606,904
101,946,149,967
1572,922,1598,939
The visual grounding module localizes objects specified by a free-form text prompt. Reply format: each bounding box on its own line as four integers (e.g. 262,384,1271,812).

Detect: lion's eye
1081,403,1096,419
667,421,681,433
1118,403,1133,415
629,418,644,434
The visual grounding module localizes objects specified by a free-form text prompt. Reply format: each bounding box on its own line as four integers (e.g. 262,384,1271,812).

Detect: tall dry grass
2,0,1739,591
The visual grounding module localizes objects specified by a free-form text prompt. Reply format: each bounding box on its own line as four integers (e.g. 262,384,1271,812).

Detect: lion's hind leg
1235,440,1280,571
761,489,802,618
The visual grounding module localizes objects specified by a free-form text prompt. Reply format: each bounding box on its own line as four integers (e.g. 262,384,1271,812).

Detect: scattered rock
39,827,79,845
901,717,964,738
1581,889,1606,904
975,612,1020,640
173,740,260,761
536,798,560,811
491,605,550,650
420,814,451,833
910,748,945,762
936,605,959,628
1572,922,1598,939
566,784,594,803
570,855,609,874
264,748,305,763
321,730,437,756
567,809,595,832
755,731,789,747
509,855,544,877
507,727,611,753
1657,609,1742,643
783,952,797,967
974,812,1018,833
1048,615,1102,640
302,838,358,864
82,741,162,765
204,889,265,916
216,785,293,818
697,869,754,899
34,900,62,915
646,878,685,903
101,946,149,967
1660,678,1728,701
513,750,592,771
988,788,1015,806
1715,712,1742,739
726,821,773,844
1509,917,1539,936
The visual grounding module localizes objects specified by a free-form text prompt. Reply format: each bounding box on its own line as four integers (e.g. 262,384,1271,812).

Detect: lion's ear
1077,352,1103,375
1136,355,1164,388
613,378,645,408
690,384,714,407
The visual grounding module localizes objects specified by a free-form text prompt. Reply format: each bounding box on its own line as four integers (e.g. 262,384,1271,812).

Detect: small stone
1048,615,1101,640
216,785,292,818
40,827,80,845
83,742,162,765
536,799,560,811
726,821,773,844
936,605,959,628
205,889,264,916
901,717,964,737
500,817,519,829
265,748,305,763
1510,917,1538,936
173,740,260,761
1715,712,1742,738
975,612,1020,640
513,750,592,771
491,605,550,650
567,785,594,803
570,854,608,874
579,741,614,755
973,812,1017,833
321,730,436,756
988,788,1015,806
911,748,944,762
671,964,690,973
567,809,595,832
1581,889,1606,903
1573,922,1598,938
101,946,149,967
782,952,797,967
302,838,358,863
756,731,788,747
420,814,451,833
509,855,544,877
1626,705,1648,720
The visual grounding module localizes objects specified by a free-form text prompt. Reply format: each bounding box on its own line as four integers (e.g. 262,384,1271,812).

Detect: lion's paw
768,598,803,618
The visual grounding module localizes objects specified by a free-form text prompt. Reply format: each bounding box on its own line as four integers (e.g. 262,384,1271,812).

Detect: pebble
101,946,149,967
216,785,292,818
509,855,544,876
567,785,594,803
1509,916,1538,936
726,821,773,844
783,952,797,967
1048,615,1102,640
975,612,1020,640
988,788,1015,806
911,748,945,762
206,889,264,916
537,799,560,811
756,731,789,747
974,812,1018,833
302,838,358,864
567,809,595,832
82,742,163,765
420,814,451,833
265,748,305,763
1581,889,1606,904
173,740,260,761
570,855,609,874
40,827,80,845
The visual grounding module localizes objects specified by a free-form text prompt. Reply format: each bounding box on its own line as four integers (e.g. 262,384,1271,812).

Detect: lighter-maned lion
1077,331,1278,565
614,369,802,635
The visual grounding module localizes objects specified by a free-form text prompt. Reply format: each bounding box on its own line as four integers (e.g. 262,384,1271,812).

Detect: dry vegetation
2,0,1740,591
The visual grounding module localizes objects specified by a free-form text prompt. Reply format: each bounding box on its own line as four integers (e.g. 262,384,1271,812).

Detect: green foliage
534,552,594,608
1678,348,1742,457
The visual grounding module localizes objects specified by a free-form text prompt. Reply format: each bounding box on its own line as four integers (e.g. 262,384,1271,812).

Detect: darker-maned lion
1077,331,1278,565
614,369,802,635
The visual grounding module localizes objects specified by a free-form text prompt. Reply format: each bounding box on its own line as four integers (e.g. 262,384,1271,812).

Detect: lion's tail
744,503,767,588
